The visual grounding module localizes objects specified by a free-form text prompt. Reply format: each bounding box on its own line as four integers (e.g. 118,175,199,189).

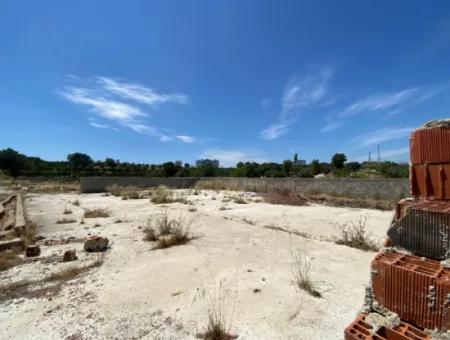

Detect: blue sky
1,1,450,166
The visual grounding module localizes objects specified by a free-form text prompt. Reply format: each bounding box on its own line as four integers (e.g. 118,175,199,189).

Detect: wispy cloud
97,77,188,106
339,88,419,118
261,67,334,140
320,121,341,133
353,126,413,148
88,118,118,131
176,135,195,143
59,76,194,142
200,149,267,167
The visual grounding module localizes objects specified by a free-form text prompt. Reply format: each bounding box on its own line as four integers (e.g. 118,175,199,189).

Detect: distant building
195,159,219,168
293,159,306,166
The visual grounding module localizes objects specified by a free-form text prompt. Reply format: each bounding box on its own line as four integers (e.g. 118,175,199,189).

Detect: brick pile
344,119,450,339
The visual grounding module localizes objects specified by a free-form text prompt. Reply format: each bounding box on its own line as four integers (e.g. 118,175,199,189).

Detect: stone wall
80,176,409,200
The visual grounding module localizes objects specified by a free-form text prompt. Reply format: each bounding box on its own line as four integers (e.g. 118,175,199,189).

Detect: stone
84,236,109,252
63,249,77,262
25,245,41,257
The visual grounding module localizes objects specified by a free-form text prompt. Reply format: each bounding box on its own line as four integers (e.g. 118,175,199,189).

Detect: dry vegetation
291,249,321,298
84,208,110,218
263,188,308,206
63,208,72,214
143,209,195,249
0,256,104,302
56,217,77,224
335,216,379,252
0,248,22,272
106,184,145,199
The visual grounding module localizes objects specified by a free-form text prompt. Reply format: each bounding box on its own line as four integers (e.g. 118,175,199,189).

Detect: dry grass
63,208,72,215
232,197,247,204
242,217,256,225
0,248,22,272
198,280,238,340
106,184,144,199
72,199,80,206
151,185,174,204
263,223,311,238
84,208,110,218
291,249,321,298
56,218,77,224
263,188,307,206
188,207,198,212
335,216,379,252
306,193,394,211
0,256,104,302
143,209,195,249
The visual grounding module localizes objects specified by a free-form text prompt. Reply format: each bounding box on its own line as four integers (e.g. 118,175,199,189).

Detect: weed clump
263,188,307,206
335,216,379,252
56,218,77,224
291,249,321,298
84,208,110,218
144,209,195,249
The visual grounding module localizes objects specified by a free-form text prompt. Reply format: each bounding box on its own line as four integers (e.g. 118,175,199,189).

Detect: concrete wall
80,176,409,200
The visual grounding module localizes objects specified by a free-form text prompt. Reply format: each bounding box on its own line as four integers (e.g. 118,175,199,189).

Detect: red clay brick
410,128,450,165
344,313,430,339
372,252,450,331
410,164,450,200
387,199,450,259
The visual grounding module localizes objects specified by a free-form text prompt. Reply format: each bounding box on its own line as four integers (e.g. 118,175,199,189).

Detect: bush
151,185,173,204
263,188,307,206
84,208,110,218
335,216,379,251
143,210,195,249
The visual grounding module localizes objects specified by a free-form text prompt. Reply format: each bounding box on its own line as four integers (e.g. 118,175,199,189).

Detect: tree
283,160,292,177
345,161,361,172
161,162,177,177
293,153,298,162
0,148,27,177
310,159,321,175
67,153,93,174
331,153,347,169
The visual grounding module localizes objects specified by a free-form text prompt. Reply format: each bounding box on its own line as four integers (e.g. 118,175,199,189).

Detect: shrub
335,216,379,252
151,185,173,204
143,210,195,249
291,249,321,298
263,188,307,206
232,197,247,204
84,208,110,218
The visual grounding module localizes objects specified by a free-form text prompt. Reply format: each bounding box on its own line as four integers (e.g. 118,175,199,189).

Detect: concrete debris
63,249,77,262
84,236,109,252
365,312,400,334
419,119,450,130
25,245,41,257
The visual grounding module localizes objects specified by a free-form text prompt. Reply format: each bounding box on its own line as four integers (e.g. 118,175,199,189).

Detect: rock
84,236,109,252
63,249,77,262
25,245,41,257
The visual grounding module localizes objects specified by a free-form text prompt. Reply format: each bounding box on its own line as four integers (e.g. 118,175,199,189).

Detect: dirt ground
0,189,393,339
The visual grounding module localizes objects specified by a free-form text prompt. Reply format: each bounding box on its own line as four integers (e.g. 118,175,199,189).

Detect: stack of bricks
344,119,450,340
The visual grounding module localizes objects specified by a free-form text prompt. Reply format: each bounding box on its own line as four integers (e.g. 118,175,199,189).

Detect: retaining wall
80,176,409,200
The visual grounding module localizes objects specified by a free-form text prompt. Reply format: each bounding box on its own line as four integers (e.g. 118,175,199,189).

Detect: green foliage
331,153,347,169
0,148,409,179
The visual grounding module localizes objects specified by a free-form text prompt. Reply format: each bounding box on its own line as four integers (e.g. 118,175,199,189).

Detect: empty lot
0,189,392,339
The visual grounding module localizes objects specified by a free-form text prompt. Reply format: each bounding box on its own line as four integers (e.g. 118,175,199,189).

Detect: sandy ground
0,189,393,339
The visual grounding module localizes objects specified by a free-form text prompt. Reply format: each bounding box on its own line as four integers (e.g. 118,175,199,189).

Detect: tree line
0,148,409,179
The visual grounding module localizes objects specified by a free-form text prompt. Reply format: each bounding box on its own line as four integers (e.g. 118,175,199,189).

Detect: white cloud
261,123,289,140
200,149,267,167
97,77,188,106
320,122,341,133
261,67,334,140
61,87,145,121
353,126,413,148
59,76,194,142
176,135,195,143
339,88,419,117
